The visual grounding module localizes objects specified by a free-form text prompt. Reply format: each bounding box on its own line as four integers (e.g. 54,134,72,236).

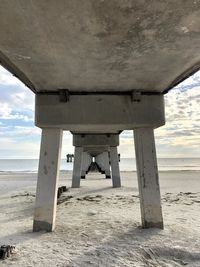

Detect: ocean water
0,158,199,173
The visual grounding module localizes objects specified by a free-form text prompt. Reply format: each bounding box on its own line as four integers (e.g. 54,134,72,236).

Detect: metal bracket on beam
131,91,141,102
59,89,70,102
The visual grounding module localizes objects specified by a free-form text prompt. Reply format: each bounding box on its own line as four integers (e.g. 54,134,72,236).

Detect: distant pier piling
66,154,74,163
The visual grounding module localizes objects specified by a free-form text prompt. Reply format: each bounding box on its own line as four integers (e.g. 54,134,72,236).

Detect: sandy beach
0,171,200,266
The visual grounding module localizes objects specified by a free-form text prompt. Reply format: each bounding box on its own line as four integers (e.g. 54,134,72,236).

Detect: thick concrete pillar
87,154,92,172
100,154,105,173
134,128,163,229
33,128,63,232
72,146,83,188
95,154,104,173
81,152,86,178
85,153,91,174
81,152,91,178
103,151,111,178
110,147,121,188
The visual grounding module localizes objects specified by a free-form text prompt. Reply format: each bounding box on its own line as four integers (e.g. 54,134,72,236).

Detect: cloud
175,70,200,92
0,103,12,118
0,104,33,121
0,67,34,122
0,66,25,86
0,136,40,159
154,74,200,157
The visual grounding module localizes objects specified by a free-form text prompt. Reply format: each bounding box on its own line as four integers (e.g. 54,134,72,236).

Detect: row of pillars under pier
72,149,121,188
33,129,163,232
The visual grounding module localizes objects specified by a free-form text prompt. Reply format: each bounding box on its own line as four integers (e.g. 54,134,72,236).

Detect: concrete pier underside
0,1,200,232
0,1,200,92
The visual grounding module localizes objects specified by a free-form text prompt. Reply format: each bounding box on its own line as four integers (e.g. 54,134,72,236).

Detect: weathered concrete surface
134,128,163,229
33,128,63,232
35,95,165,132
83,146,109,157
72,147,83,188
81,152,91,178
101,152,111,178
73,134,119,147
33,220,53,233
95,153,106,173
110,146,121,188
73,135,115,179
0,1,200,93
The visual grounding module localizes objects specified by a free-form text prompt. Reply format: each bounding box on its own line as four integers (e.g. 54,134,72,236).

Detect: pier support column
99,154,105,174
81,152,86,178
88,154,92,172
33,128,63,232
134,128,163,229
110,147,121,188
81,152,90,178
86,154,92,174
96,154,104,173
103,151,111,179
72,146,83,188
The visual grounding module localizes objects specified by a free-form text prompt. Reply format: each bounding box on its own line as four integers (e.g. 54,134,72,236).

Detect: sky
0,65,199,159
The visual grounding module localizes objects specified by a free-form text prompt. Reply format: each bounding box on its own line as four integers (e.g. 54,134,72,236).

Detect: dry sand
0,171,199,267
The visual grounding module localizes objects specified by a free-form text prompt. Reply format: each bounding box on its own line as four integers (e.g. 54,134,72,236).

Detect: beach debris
76,195,103,202
11,192,35,198
173,258,188,265
193,199,200,203
57,195,73,205
131,194,139,198
162,192,200,205
57,186,68,199
87,210,97,216
141,247,158,262
0,245,15,260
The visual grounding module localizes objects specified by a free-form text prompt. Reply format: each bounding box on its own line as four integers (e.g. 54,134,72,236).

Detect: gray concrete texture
0,0,200,93
83,147,109,157
35,94,165,131
73,134,119,147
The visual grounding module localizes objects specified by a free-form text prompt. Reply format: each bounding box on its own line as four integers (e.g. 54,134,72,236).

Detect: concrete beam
72,147,83,188
83,146,109,157
134,128,163,229
33,128,63,232
73,134,119,147
110,147,121,188
35,94,165,132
